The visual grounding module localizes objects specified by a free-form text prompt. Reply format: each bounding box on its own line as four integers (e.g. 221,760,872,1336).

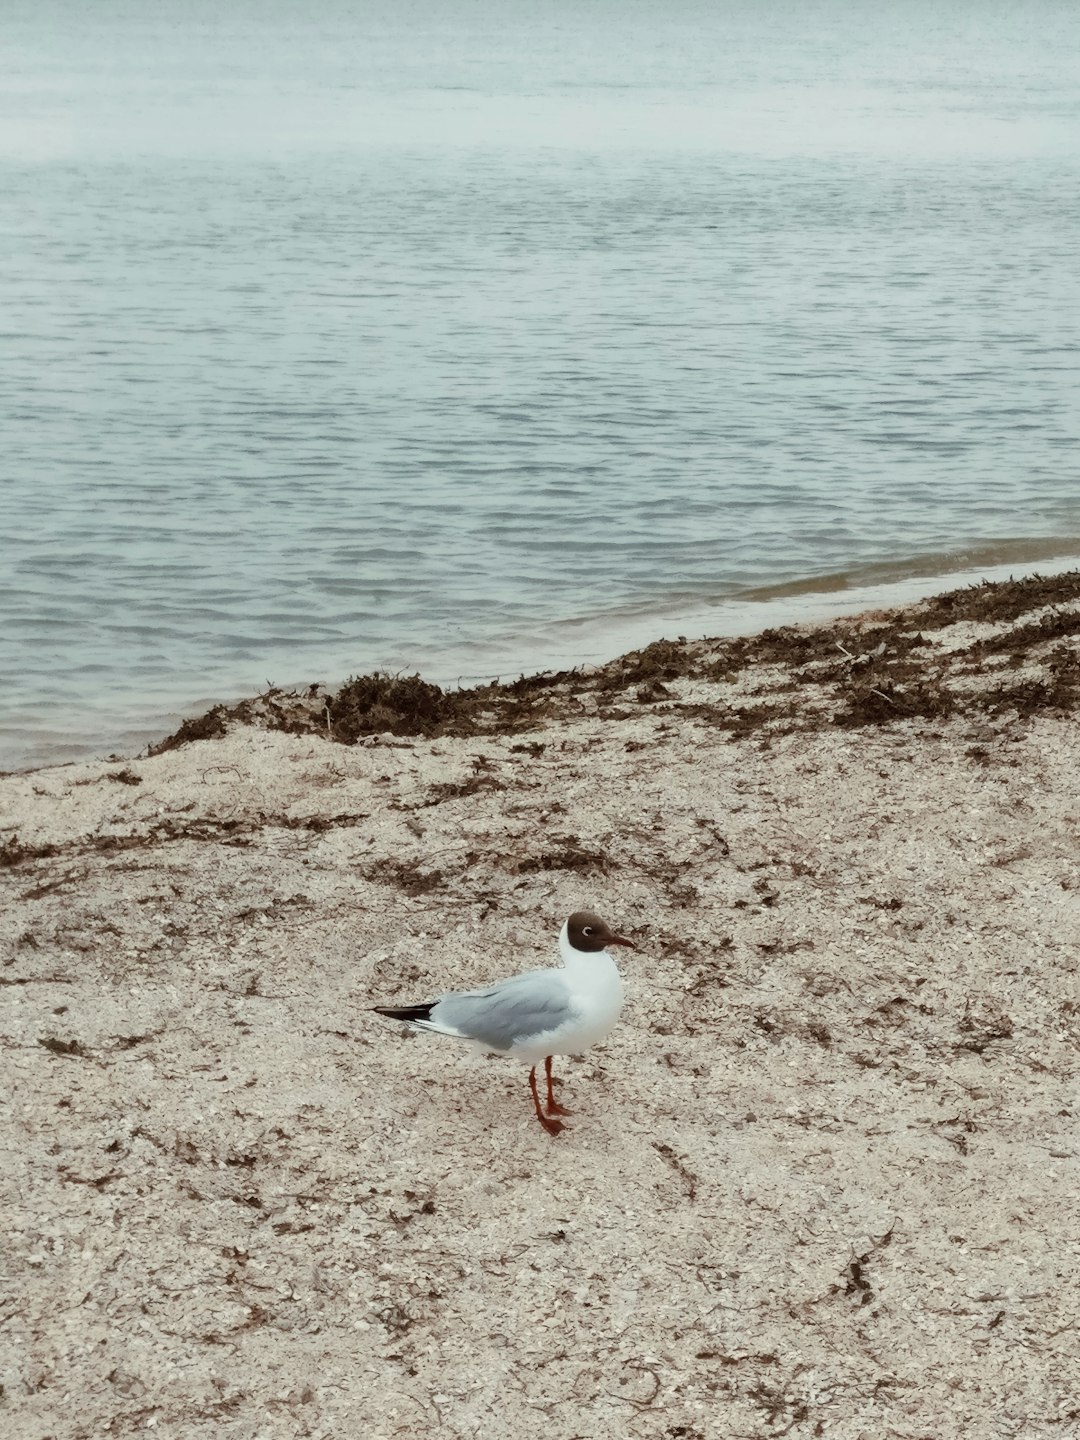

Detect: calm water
2,1,1080,768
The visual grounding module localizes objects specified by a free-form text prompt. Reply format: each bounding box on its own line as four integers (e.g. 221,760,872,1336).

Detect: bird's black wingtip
372,1003,435,1024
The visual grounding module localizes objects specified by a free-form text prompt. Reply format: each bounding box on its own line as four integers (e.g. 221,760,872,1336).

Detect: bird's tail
372,1003,436,1026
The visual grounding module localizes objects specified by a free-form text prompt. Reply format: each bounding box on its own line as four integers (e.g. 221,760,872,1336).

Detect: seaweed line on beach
146,570,1080,754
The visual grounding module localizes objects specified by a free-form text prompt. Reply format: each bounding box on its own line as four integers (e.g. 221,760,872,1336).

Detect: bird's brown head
566,910,634,953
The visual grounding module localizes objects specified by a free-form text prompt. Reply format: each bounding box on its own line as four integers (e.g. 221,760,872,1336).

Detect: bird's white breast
559,947,625,1046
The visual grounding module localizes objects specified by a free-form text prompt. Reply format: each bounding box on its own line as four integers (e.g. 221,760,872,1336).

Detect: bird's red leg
529,1065,564,1136
544,1055,572,1117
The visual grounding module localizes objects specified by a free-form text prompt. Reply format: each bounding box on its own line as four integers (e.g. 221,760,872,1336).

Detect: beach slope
2,574,1079,1438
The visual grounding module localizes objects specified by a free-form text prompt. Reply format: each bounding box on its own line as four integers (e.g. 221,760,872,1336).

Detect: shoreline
2,565,1079,1436
5,550,1080,775
144,563,1080,757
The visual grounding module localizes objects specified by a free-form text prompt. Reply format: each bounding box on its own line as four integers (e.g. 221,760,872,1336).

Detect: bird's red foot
543,1055,572,1117
531,1064,568,1136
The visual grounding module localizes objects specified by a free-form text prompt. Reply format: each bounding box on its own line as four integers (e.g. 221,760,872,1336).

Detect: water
2,0,1080,769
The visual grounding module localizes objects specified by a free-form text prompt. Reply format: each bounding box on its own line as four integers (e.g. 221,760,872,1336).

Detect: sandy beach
2,572,1079,1440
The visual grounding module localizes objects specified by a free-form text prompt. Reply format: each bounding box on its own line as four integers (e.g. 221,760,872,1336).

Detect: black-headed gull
373,910,634,1135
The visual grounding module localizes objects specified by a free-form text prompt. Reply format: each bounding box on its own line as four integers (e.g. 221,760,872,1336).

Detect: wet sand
2,572,1079,1439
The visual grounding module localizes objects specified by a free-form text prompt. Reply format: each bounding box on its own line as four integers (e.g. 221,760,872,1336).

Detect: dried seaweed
421,774,504,807
329,674,470,742
149,706,231,755
601,638,696,688
918,569,1080,627
38,1036,88,1058
362,858,445,895
968,606,1080,656
833,676,956,727
1,834,62,868
516,838,613,874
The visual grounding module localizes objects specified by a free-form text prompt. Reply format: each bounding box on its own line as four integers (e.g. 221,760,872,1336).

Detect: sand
2,575,1079,1439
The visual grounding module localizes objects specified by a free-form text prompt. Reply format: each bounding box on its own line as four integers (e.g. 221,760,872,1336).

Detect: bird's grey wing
432,970,576,1051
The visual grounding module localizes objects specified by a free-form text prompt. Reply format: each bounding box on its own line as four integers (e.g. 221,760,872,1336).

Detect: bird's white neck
556,920,624,1020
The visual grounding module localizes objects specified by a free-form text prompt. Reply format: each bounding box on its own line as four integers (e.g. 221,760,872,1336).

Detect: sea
2,0,1079,770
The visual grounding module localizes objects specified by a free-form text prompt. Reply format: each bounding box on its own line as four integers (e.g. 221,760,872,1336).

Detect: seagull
372,910,634,1136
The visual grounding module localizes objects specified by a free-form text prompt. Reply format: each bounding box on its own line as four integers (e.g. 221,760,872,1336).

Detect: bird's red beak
608,933,634,948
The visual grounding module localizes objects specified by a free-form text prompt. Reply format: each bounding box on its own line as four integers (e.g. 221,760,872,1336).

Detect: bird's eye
583,926,593,935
